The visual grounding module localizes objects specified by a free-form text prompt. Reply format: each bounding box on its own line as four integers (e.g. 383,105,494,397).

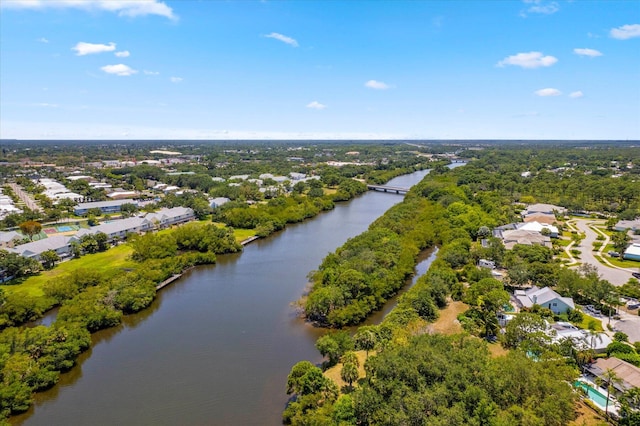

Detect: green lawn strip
232,228,256,242
2,244,136,297
575,315,604,332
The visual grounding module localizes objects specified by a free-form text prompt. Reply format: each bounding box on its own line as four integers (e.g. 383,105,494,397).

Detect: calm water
14,169,437,426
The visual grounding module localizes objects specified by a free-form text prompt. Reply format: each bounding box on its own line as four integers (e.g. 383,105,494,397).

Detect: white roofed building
514,286,575,314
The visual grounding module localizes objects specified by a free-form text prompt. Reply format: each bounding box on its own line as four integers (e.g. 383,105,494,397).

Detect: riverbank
10,169,435,426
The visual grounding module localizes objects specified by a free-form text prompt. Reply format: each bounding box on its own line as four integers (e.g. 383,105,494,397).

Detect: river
13,169,440,426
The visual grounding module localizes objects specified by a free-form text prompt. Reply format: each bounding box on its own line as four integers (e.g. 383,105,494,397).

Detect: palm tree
601,368,623,419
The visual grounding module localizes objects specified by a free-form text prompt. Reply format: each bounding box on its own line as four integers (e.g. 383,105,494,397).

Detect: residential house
514,286,575,314
516,221,559,238
478,259,496,269
144,207,195,229
500,229,552,249
523,213,557,225
623,243,640,261
210,197,230,208
585,357,640,393
0,231,23,249
9,235,73,261
614,219,640,233
74,217,153,242
522,203,567,216
74,199,139,216
549,322,612,353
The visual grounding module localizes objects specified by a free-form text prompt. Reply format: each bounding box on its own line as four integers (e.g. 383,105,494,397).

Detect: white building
515,286,575,314
516,221,559,238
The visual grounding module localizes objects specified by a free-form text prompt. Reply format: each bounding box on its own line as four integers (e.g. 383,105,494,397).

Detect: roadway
570,219,634,286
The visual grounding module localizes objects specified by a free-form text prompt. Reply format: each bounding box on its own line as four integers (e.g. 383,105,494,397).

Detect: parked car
632,272,640,279
608,251,620,258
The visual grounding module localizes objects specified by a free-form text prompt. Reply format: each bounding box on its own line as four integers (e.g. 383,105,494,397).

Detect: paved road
572,219,633,286
7,182,42,212
611,309,640,344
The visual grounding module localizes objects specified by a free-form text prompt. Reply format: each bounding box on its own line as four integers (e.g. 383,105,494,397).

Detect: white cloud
535,88,562,97
306,101,326,110
263,32,298,47
526,2,559,15
32,103,59,108
101,64,137,76
144,70,160,75
170,76,183,83
365,80,391,90
73,41,116,56
115,50,130,57
610,24,640,40
497,51,558,68
573,48,602,57
37,37,49,43
569,91,584,98
1,0,177,20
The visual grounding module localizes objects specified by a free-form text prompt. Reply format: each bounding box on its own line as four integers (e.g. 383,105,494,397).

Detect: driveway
571,219,634,286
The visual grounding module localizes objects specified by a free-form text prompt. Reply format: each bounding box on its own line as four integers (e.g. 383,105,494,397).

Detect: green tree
354,329,376,358
40,250,60,270
612,230,631,258
601,368,623,419
341,362,359,390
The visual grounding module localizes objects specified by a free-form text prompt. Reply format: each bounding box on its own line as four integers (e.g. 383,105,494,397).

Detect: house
522,203,567,216
523,213,557,225
614,219,640,233
74,217,153,242
289,172,307,180
74,199,139,216
210,197,230,208
107,190,138,199
514,286,575,314
144,207,195,228
549,322,612,353
516,221,559,238
585,357,640,393
623,243,640,261
0,231,23,248
500,229,551,249
9,235,73,261
478,259,496,269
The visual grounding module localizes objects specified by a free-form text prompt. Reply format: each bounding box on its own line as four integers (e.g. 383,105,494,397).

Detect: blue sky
1,0,639,140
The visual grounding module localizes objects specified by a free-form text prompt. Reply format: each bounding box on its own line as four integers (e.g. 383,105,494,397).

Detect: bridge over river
366,184,410,194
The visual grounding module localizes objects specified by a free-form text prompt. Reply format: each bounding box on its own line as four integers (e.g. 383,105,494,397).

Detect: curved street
570,219,635,286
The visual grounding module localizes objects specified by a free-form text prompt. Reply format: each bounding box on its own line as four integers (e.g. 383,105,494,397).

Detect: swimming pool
574,381,611,408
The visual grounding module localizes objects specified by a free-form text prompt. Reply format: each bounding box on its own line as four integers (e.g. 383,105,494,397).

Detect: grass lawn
2,244,136,298
428,300,468,335
575,315,604,332
233,228,257,242
324,350,369,392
